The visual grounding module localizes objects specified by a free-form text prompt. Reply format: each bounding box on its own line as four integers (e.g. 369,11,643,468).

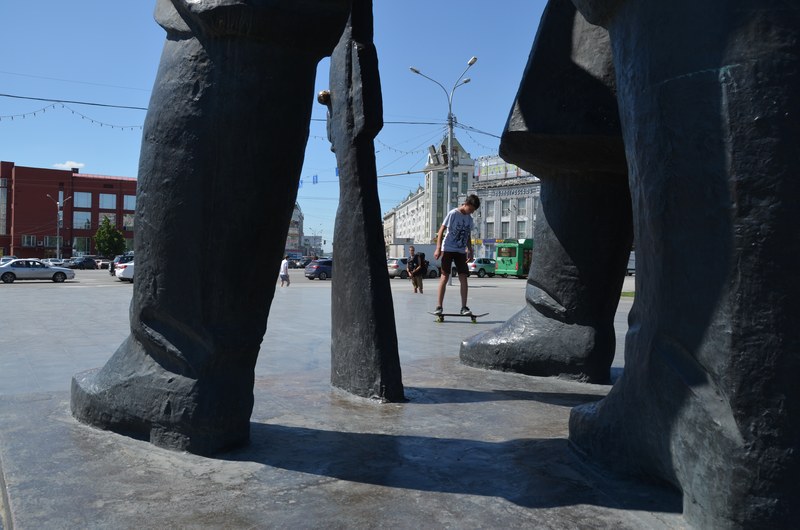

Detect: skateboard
427,312,489,324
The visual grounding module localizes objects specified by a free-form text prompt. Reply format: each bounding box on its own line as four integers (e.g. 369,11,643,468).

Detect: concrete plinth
1,355,681,529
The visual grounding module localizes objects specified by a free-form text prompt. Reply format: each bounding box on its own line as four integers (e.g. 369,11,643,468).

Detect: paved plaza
0,269,684,529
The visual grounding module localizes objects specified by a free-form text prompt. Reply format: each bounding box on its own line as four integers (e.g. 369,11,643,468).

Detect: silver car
0,259,75,284
387,257,409,279
467,258,497,278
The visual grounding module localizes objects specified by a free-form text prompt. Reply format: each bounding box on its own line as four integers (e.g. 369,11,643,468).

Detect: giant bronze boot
568,0,800,527
71,0,352,455
460,0,630,383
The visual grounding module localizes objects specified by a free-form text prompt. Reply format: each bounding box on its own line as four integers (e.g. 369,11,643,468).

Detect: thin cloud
52,161,85,170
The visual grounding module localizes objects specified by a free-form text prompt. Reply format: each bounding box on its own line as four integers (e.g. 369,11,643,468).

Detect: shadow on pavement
223,423,682,513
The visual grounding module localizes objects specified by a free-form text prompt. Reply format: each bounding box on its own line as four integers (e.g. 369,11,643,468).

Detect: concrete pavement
0,270,684,529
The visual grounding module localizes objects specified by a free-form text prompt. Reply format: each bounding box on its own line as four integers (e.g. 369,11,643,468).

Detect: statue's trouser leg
460,172,632,383
71,36,319,455
569,2,800,526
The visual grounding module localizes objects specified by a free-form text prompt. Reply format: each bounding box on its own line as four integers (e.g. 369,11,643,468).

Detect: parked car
42,258,66,267
467,257,497,278
387,257,409,279
0,258,75,283
305,259,333,280
95,258,112,270
115,262,135,282
109,254,134,276
0,256,18,266
68,257,98,270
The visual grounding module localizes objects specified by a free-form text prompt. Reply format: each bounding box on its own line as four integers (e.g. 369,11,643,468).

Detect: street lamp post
306,225,324,256
46,194,72,260
410,56,477,211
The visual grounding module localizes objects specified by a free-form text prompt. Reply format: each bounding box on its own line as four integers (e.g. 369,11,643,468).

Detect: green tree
94,217,127,258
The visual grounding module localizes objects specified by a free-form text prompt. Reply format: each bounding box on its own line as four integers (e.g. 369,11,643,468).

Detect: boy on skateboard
433,194,481,316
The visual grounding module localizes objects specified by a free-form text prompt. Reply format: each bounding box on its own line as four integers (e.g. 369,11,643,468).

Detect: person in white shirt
433,194,480,315
279,255,291,287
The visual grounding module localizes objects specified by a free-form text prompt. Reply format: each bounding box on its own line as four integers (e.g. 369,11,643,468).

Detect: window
99,212,117,226
461,172,468,193
124,194,136,211
517,221,526,237
485,200,494,220
99,193,116,209
501,199,511,217
44,236,61,248
497,246,517,257
485,222,494,239
72,237,91,254
21,234,36,247
517,198,526,216
501,221,510,239
73,192,91,208
73,211,91,230
122,214,135,231
125,239,134,252
0,186,6,235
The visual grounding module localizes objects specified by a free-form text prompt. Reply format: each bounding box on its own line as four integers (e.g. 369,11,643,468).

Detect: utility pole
46,193,72,260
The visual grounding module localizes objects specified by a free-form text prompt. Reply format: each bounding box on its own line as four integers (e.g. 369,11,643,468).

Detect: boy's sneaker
434,306,443,316
460,306,472,316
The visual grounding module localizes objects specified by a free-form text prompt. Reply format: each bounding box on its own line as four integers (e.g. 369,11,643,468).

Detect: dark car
305,259,333,280
109,254,135,276
68,257,98,270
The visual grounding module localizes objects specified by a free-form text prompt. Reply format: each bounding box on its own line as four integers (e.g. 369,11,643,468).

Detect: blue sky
1,1,547,252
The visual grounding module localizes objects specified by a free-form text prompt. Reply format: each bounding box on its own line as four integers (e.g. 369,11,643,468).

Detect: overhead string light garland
375,139,429,156
0,103,58,121
0,102,142,130
307,134,430,157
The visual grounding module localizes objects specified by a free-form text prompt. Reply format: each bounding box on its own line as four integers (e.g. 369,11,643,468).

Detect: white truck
387,243,441,278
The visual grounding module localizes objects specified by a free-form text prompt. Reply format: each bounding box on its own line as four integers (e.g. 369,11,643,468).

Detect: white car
115,262,135,282
0,258,75,284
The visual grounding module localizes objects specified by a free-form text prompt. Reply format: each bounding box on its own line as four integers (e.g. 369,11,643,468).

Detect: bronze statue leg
461,173,631,383
71,3,351,455
569,1,800,527
460,0,630,383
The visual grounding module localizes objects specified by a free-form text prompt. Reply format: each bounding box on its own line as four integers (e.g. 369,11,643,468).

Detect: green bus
494,239,533,278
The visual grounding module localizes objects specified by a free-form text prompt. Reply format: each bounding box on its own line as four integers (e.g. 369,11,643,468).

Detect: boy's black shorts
441,251,469,275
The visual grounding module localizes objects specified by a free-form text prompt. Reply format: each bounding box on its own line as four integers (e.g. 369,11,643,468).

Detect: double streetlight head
46,193,72,206
408,56,478,78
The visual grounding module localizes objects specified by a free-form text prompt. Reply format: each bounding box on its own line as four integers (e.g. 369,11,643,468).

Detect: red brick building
0,161,136,259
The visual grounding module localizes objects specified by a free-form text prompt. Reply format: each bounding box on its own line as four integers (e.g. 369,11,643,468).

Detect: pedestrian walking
407,246,425,294
279,255,291,287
